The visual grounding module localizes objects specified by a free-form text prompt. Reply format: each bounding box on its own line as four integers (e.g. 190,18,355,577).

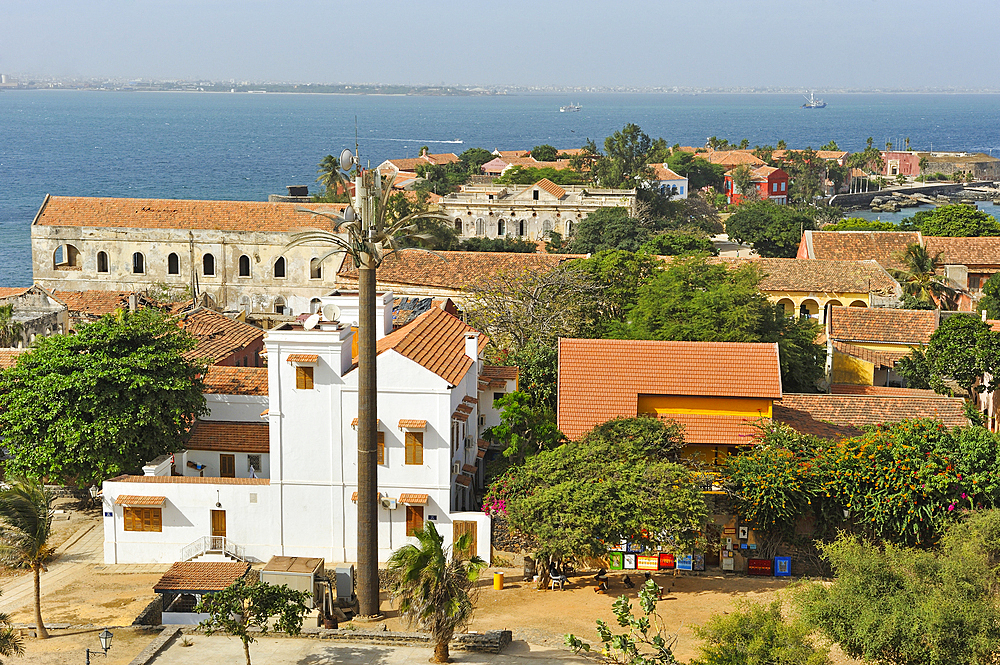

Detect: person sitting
549,563,568,590
595,580,609,593
622,574,635,589
594,568,608,582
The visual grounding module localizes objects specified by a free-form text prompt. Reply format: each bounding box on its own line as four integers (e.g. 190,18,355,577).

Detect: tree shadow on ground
296,643,396,665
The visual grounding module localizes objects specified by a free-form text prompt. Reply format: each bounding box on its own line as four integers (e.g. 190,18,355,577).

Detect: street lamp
85,627,113,664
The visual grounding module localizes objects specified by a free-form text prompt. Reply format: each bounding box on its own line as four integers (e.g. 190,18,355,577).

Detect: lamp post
85,627,113,664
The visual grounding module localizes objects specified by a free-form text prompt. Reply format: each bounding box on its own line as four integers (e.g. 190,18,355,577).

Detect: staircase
180,536,246,562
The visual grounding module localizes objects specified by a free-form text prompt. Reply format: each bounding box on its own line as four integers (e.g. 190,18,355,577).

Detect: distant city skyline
3,0,1000,90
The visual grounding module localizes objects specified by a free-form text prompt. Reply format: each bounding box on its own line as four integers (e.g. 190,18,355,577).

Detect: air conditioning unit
451,462,461,475
464,435,474,449
380,497,397,510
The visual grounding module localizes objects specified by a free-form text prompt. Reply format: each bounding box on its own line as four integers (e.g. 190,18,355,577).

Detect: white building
102,292,513,565
648,164,689,200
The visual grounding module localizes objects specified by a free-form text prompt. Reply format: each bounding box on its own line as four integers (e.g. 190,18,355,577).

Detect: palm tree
891,243,957,309
0,305,22,348
315,154,341,199
286,164,448,617
388,521,486,663
0,594,24,662
0,478,54,639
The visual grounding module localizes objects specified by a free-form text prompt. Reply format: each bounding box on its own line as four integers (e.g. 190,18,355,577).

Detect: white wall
203,394,268,422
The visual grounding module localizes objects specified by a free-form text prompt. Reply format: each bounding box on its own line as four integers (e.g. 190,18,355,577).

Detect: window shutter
405,432,423,465
377,432,385,465
296,366,314,390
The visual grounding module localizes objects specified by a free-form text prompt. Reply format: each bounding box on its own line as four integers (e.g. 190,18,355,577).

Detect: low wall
829,183,967,208
183,625,513,653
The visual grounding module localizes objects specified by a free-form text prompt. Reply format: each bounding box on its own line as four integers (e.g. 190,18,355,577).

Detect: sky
3,0,1000,89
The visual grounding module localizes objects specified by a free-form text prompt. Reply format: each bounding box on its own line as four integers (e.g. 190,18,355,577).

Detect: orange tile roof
462,463,477,474
658,413,761,446
154,561,250,592
338,250,580,291
649,164,685,180
924,236,1000,267
462,395,478,404
775,393,969,438
829,306,938,346
203,366,268,395
558,339,782,440
398,419,427,429
0,349,28,370
715,258,898,295
534,178,567,199
832,341,902,368
350,418,382,427
384,153,460,172
481,365,518,381
186,420,269,453
286,353,319,363
0,287,32,298
374,307,488,386
114,495,166,506
456,475,471,487
179,308,263,365
50,290,138,317
704,151,764,167
830,384,941,397
107,474,269,485
802,231,922,271
399,493,428,504
494,150,530,159
34,196,347,232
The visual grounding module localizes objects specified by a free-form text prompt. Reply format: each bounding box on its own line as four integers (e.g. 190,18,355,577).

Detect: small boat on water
560,103,582,113
802,92,826,109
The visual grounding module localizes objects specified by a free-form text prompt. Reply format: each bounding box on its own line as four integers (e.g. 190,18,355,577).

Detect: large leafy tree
890,243,957,309
495,165,587,185
914,203,1000,237
924,313,1000,396
570,250,664,336
488,417,706,577
0,478,55,639
529,144,558,162
387,521,486,663
591,123,656,188
197,578,310,665
725,201,816,258
796,511,1000,665
978,271,1000,319
774,148,826,203
0,309,208,486
564,207,651,254
640,233,717,257
457,147,494,174
484,391,564,468
666,150,725,191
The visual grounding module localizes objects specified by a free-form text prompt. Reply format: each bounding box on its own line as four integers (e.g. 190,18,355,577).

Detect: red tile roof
829,306,938,346
832,341,902,368
534,179,567,199
801,231,922,271
558,339,782,440
774,393,969,439
924,236,1000,267
179,308,263,365
286,353,319,363
375,307,488,386
0,287,32,298
481,365,518,381
399,493,428,504
659,413,761,446
649,164,685,181
704,151,764,167
50,290,138,317
398,419,427,429
203,366,268,395
187,420,269,453
338,250,580,291
107,474,269,485
830,384,940,397
114,495,166,506
716,258,898,295
0,349,28,370
154,561,250,592
34,196,347,232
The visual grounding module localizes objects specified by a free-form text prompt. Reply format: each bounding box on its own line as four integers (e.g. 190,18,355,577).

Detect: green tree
529,144,558,162
566,580,678,665
485,391,564,467
890,243,957,309
489,417,706,576
822,218,900,231
895,347,932,389
775,148,825,203
315,154,345,200
729,164,758,201
914,203,1000,237
796,512,1000,665
458,236,536,253
565,207,652,254
666,151,725,191
925,313,1000,396
495,166,587,186
0,596,23,662
0,309,207,486
458,147,494,174
820,140,840,151
387,521,487,663
196,578,311,665
777,140,788,150
847,137,885,174
0,478,55,639
725,201,816,258
691,599,830,665
0,304,23,348
978,271,1000,319
571,250,664,335
487,340,558,411
592,123,655,188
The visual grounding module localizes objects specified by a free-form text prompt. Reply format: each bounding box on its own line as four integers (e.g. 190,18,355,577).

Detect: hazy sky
3,0,1000,88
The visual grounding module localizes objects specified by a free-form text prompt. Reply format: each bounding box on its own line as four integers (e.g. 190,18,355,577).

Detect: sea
4,90,1000,287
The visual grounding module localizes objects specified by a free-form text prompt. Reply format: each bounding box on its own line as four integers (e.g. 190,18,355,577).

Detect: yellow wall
637,395,772,419
831,351,874,386
682,444,736,466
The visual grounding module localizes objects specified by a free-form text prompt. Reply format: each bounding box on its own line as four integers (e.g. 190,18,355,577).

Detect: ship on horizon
560,103,582,112
802,92,827,109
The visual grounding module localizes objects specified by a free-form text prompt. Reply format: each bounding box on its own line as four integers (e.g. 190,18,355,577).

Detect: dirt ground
7,626,159,665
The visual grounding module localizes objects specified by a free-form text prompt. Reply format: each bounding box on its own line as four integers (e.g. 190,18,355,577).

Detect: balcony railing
181,535,246,562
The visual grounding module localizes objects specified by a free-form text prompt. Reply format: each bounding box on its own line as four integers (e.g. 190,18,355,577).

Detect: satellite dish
343,205,356,223
340,148,356,172
322,303,341,322
303,313,321,330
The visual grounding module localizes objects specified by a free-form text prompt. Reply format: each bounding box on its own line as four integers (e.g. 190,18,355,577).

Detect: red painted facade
724,167,790,205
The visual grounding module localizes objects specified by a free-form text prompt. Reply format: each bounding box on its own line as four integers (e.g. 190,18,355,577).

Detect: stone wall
133,595,162,627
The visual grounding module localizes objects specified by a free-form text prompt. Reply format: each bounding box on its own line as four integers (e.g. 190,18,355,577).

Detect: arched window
542,219,554,234
518,220,526,236
310,258,322,280
238,254,251,277
97,251,109,273
497,219,506,236
454,219,463,233
310,298,322,314
53,244,81,270
132,252,145,274
274,297,286,315
565,220,572,236
203,253,216,276
274,256,286,279
167,253,179,275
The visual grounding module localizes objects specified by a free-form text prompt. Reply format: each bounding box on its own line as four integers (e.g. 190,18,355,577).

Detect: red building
724,166,789,205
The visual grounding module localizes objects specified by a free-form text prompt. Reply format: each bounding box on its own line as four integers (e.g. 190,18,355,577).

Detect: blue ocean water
4,90,1000,287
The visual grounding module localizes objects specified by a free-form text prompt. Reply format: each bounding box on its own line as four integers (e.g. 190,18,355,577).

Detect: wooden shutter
296,366,314,389
220,454,236,478
377,432,385,465
405,432,423,465
406,505,424,536
453,520,477,560
123,508,133,532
